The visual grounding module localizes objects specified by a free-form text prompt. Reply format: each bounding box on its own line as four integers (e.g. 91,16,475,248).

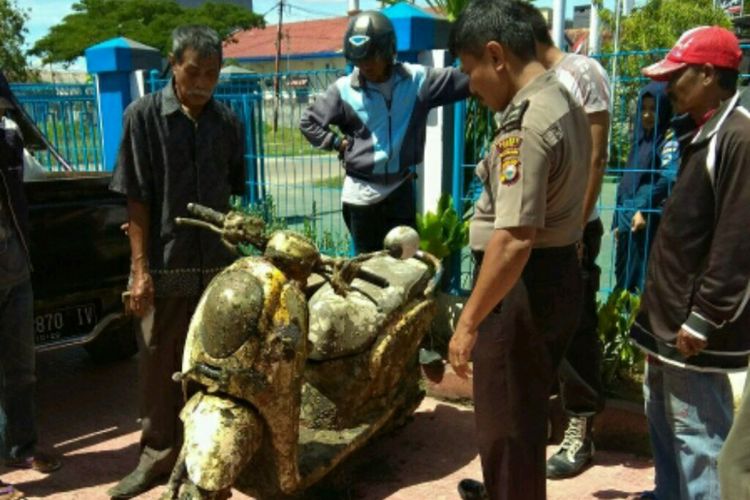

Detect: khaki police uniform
469,71,590,500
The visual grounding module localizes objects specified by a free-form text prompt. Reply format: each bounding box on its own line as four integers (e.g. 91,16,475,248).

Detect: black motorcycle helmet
344,11,397,64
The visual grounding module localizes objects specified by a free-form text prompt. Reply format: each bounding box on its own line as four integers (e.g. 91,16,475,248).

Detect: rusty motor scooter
162,203,441,499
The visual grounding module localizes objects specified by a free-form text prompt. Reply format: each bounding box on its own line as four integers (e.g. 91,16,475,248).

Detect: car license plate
34,302,101,344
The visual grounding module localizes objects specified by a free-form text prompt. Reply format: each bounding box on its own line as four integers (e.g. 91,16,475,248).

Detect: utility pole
552,0,566,49
589,0,600,55
273,0,284,132
348,0,361,16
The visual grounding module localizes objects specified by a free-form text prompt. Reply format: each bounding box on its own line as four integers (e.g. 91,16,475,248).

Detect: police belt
472,244,577,270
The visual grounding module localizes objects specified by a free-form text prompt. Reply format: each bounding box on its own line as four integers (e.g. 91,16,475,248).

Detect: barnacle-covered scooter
163,204,441,500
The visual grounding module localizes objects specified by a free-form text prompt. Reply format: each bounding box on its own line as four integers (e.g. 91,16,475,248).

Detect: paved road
0,347,654,499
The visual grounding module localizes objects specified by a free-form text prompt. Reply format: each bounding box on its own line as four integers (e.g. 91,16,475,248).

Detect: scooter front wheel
177,481,232,500
181,393,264,493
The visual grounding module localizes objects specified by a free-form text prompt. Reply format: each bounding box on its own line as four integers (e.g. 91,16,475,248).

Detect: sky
19,0,635,70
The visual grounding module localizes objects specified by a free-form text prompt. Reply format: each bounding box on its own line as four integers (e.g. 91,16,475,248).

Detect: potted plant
416,193,469,384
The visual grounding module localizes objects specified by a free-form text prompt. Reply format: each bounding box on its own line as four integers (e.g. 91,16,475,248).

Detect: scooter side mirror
383,226,420,260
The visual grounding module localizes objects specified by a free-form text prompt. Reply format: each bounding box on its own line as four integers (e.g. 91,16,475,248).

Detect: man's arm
424,66,471,108
127,199,153,317
679,130,750,347
581,110,609,224
448,226,535,377
299,83,347,152
109,104,154,316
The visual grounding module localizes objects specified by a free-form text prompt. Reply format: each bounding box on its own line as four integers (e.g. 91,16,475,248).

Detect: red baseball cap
642,26,742,81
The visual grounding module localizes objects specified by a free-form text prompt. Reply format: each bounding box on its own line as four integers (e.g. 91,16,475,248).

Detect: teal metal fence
11,82,102,171
148,69,351,255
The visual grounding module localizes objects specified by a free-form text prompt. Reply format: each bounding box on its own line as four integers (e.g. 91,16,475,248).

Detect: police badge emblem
496,135,522,186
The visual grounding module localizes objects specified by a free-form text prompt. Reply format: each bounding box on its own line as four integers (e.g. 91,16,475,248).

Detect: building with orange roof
223,16,350,73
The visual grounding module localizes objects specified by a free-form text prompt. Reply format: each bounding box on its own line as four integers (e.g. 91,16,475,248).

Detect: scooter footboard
181,393,264,492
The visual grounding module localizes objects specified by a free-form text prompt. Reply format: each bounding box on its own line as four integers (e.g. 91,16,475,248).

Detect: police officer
448,1,591,498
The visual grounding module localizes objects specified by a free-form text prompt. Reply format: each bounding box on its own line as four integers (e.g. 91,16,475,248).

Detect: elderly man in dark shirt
107,25,245,499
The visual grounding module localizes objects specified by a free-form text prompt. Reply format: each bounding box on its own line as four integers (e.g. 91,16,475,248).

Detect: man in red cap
629,25,750,500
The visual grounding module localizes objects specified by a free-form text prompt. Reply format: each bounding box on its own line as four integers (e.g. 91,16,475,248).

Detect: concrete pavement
0,348,654,499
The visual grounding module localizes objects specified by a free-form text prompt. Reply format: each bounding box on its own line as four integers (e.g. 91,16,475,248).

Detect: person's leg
110,296,199,498
0,279,37,461
548,219,604,478
342,202,386,254
614,226,630,292
382,179,417,233
137,296,198,472
719,364,750,500
643,358,681,500
472,248,581,499
661,364,733,500
472,282,549,500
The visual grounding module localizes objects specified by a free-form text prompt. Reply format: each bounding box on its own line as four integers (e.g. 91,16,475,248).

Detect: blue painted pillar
383,2,451,62
85,37,161,171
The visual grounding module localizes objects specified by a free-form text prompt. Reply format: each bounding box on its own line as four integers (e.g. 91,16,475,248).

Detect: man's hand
338,138,349,153
129,270,154,317
448,321,477,379
631,211,647,232
675,328,707,358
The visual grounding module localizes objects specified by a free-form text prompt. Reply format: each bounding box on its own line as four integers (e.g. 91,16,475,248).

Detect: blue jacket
300,62,470,185
615,82,674,229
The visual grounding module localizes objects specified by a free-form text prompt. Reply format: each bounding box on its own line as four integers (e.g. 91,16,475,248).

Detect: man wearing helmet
300,10,470,253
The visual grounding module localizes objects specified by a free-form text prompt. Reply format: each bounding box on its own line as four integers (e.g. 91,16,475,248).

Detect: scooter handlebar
187,203,226,226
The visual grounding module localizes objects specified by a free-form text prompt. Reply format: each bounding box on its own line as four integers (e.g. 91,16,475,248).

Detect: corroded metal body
165,214,437,500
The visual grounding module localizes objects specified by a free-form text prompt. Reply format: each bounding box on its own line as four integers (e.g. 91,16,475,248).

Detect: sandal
0,482,25,500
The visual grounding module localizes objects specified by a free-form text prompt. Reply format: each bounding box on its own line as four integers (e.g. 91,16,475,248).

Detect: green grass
262,122,330,157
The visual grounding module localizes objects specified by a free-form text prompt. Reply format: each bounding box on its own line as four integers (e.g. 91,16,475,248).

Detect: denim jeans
0,277,37,460
644,357,733,500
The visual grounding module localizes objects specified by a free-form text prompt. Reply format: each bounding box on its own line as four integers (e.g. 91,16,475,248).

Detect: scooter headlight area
199,270,264,360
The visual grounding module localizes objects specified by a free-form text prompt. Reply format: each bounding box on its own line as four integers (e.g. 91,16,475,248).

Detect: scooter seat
306,254,430,361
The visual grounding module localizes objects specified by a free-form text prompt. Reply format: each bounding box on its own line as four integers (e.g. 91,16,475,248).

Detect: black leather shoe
107,466,167,499
458,478,488,500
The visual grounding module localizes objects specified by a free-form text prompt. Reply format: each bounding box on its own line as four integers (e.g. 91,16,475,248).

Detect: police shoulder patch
495,135,522,186
497,99,530,135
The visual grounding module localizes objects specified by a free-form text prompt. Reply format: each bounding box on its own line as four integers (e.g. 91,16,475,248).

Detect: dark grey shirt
0,124,30,287
110,80,246,297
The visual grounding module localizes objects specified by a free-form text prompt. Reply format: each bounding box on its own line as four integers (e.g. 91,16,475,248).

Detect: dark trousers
472,246,582,500
0,279,36,460
559,219,605,417
342,179,416,254
135,296,200,474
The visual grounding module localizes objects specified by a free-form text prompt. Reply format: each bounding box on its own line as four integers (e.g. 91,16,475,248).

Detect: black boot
457,478,488,500
546,415,594,479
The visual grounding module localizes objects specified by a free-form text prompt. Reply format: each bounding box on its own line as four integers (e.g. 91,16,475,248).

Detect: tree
0,0,34,81
29,0,265,66
422,0,470,21
614,0,731,52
